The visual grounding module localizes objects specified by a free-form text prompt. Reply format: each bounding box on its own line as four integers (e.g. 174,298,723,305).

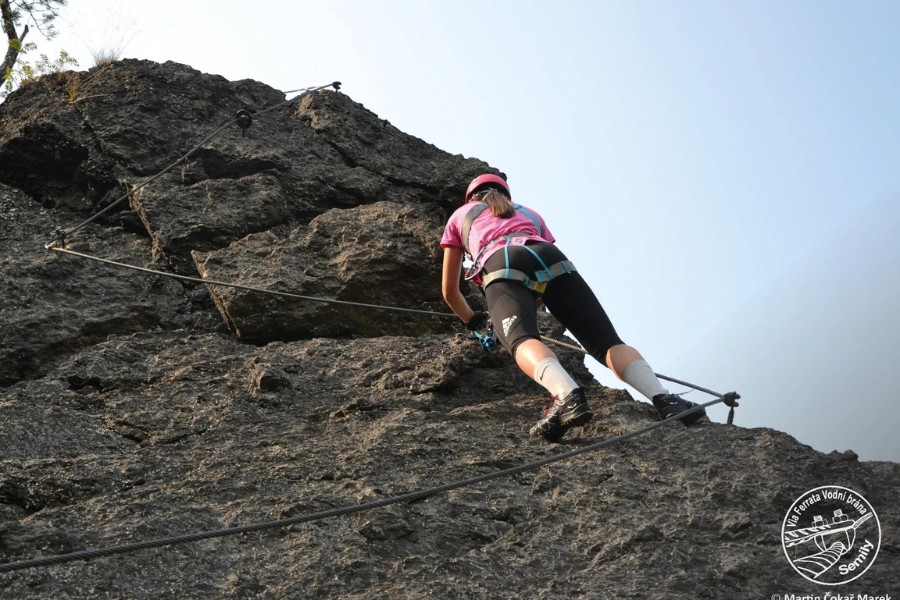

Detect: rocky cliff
0,60,896,599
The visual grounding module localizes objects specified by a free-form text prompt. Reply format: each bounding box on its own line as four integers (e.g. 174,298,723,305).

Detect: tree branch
2,0,67,90
1,0,26,79
20,0,61,39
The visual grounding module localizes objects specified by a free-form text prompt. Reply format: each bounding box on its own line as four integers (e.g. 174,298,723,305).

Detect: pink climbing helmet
464,174,510,201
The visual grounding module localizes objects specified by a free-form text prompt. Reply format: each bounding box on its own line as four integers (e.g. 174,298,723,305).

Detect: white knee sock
533,357,579,399
622,359,668,400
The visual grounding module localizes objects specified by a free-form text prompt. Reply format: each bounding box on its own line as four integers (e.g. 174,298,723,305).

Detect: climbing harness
478,245,576,294
460,201,539,257
460,201,576,294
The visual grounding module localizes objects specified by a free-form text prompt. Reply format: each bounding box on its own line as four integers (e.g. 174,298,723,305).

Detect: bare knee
605,344,644,379
514,338,557,379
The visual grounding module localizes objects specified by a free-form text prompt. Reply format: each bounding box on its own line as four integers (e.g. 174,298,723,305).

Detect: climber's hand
465,311,490,332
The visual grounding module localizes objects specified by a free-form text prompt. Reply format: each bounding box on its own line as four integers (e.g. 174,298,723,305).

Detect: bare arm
441,246,476,325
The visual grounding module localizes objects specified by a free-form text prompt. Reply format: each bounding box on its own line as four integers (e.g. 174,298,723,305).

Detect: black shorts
482,243,623,363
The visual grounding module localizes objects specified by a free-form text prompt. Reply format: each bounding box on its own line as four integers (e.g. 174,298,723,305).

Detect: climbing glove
465,311,490,332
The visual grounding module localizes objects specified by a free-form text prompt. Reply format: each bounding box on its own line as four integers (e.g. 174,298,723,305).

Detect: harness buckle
534,268,552,283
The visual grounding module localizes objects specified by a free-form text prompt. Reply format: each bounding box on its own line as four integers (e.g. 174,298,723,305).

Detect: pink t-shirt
440,202,556,267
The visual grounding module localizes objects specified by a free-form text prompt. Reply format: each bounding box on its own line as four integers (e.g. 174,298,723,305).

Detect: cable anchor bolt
235,109,253,136
44,228,67,250
723,391,740,425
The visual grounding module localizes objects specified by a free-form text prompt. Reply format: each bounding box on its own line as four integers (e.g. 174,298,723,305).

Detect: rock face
192,200,448,342
0,60,897,598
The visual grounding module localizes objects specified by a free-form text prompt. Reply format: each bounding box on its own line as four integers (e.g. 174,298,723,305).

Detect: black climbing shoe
529,388,593,442
652,393,706,426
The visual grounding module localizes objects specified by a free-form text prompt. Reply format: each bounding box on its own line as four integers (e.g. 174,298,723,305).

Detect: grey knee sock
622,359,668,400
533,357,579,399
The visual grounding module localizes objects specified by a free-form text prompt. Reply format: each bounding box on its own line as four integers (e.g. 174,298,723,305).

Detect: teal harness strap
503,238,512,281
483,233,576,292
523,244,550,272
479,259,577,292
512,203,542,236
461,202,542,260
460,201,571,290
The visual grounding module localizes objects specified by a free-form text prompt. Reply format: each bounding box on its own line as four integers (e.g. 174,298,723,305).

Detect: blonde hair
475,189,514,218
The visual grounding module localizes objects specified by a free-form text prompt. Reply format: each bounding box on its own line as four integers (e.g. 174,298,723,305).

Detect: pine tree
2,0,75,97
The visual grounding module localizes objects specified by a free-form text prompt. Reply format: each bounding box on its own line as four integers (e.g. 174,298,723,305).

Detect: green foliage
2,45,78,98
1,0,74,100
7,37,35,52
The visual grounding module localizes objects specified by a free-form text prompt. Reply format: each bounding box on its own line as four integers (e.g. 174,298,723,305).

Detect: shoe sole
529,419,560,438
539,409,593,443
532,395,594,442
559,402,593,428
679,411,705,426
560,410,593,428
660,408,706,426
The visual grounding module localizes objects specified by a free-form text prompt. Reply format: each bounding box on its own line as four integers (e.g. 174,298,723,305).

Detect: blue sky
30,0,900,460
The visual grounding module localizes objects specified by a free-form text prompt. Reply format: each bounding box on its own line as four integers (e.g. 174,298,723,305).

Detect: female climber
440,173,705,442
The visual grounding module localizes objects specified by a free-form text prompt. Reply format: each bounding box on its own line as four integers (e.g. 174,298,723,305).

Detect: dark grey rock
192,200,449,342
0,60,896,599
0,182,212,386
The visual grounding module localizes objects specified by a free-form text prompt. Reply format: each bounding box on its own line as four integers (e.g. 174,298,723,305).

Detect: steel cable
45,247,740,414
48,246,452,318
542,336,740,423
0,396,725,574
